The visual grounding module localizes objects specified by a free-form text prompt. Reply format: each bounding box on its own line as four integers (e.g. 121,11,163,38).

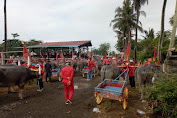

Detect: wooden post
40,48,42,56
1,52,4,65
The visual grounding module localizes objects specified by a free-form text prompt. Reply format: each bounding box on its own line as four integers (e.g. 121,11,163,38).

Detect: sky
0,0,176,53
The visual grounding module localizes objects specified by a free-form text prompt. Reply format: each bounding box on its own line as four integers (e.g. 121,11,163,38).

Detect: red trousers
64,83,74,101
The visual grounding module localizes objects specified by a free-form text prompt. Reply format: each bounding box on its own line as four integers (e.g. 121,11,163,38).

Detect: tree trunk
169,0,177,50
124,37,127,58
158,0,167,62
128,28,131,58
4,0,7,54
135,10,139,63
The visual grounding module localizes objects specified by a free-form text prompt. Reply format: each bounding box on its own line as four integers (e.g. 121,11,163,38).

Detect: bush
146,75,177,118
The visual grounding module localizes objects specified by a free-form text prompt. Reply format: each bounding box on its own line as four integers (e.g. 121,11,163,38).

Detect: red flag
115,53,116,58
23,41,30,61
91,48,92,57
105,51,107,58
56,54,58,60
60,51,63,64
72,52,74,60
153,47,157,61
126,41,130,61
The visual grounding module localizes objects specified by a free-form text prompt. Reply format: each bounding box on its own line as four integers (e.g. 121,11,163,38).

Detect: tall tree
132,0,148,62
4,0,7,53
169,0,177,51
158,0,167,62
111,0,143,57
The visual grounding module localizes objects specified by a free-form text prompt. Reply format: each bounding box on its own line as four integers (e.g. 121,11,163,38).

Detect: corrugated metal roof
28,40,92,48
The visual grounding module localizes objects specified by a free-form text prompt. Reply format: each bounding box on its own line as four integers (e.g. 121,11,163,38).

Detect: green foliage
169,15,174,26
146,75,177,117
0,38,43,56
25,39,42,46
92,43,110,56
137,31,172,62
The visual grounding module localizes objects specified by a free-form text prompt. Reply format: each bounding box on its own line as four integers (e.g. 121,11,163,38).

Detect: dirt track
0,73,147,118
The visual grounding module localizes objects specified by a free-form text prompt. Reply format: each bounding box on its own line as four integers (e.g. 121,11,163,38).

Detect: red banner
126,41,130,61
105,51,107,58
60,51,63,64
23,41,30,61
153,47,157,61
56,54,58,60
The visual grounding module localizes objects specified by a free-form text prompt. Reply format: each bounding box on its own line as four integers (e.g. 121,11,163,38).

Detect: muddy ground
0,73,149,118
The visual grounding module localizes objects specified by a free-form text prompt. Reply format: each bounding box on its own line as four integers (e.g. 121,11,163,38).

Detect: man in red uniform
87,58,95,81
61,61,74,104
104,57,110,65
128,60,135,88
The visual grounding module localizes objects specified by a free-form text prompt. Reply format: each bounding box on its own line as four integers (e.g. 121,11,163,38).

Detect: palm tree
158,0,167,62
169,0,177,51
11,33,20,39
142,28,155,39
4,0,7,53
132,0,148,62
111,0,143,57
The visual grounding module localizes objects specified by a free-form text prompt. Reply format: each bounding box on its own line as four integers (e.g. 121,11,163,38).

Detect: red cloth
128,65,135,77
88,61,95,71
104,59,110,65
64,83,74,101
61,66,74,84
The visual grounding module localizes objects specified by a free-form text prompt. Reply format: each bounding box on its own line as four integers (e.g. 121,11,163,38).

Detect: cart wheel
123,87,128,110
123,98,128,110
83,73,84,78
96,96,103,105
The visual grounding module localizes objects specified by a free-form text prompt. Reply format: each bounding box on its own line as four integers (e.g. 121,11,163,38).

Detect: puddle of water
74,84,88,89
57,83,89,90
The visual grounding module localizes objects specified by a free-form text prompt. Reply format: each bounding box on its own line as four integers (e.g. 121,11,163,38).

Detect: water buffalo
101,65,122,80
135,64,158,101
77,61,87,72
95,60,102,75
0,65,38,99
71,61,77,71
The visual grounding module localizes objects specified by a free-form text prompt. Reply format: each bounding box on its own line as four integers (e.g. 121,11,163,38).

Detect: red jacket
128,65,135,77
104,59,110,65
88,61,95,71
61,66,74,84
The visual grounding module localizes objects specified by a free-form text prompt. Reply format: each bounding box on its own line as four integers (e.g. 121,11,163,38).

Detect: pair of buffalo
100,64,164,101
